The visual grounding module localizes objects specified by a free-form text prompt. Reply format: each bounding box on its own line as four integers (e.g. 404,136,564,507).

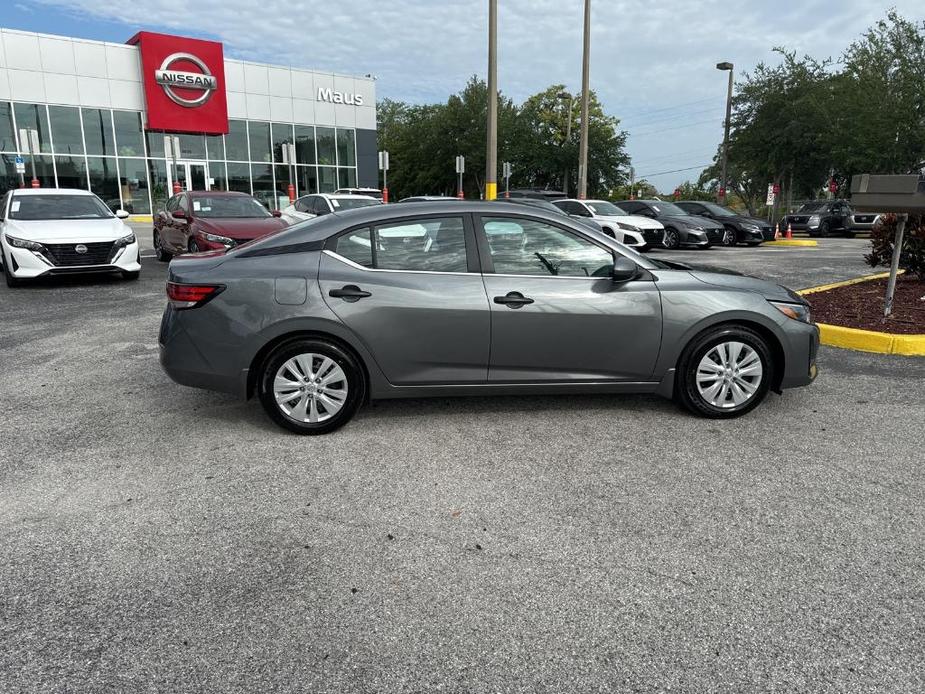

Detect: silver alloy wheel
664,229,679,249
273,353,349,423
695,341,763,409
723,228,735,246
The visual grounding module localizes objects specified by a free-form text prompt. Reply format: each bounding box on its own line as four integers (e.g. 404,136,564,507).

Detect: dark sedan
676,201,771,244
160,201,818,435
615,200,726,249
153,191,288,260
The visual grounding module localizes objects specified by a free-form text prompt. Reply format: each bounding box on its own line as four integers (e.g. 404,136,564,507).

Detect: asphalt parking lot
1,231,923,692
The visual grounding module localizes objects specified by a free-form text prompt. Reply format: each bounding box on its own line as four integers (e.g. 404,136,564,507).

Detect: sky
5,0,924,191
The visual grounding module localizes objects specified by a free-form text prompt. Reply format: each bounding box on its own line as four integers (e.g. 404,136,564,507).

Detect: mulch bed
807,275,925,334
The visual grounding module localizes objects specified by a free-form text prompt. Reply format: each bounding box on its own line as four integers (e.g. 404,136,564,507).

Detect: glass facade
0,101,360,213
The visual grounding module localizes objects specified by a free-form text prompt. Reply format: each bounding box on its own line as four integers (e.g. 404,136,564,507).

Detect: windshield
797,201,826,213
9,194,113,220
701,203,736,217
331,197,380,211
192,196,272,218
649,201,687,216
586,201,627,216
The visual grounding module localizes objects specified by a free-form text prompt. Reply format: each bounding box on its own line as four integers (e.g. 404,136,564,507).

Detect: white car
280,193,380,225
553,198,665,250
0,188,139,288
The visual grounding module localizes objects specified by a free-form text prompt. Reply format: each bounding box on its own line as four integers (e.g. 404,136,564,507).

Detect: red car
153,191,288,259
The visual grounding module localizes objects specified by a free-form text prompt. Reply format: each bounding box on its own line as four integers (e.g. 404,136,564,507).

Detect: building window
251,163,274,208
24,155,56,188
295,164,317,196
113,111,145,157
82,109,115,156
271,122,294,163
14,103,53,154
55,155,88,190
336,129,355,166
318,166,337,193
225,120,249,161
248,121,271,163
87,157,120,210
209,161,228,191
0,103,16,152
148,158,169,212
48,106,84,155
316,127,336,166
118,157,151,214
177,133,206,159
205,134,224,162
226,162,251,194
294,125,315,164
338,167,357,189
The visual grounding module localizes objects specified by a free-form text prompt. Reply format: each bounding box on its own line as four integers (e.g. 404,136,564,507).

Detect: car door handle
329,285,371,302
493,291,534,308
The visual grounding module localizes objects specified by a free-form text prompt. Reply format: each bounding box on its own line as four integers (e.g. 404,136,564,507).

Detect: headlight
808,215,820,227
742,223,759,231
769,301,812,323
113,232,136,248
616,222,641,232
203,232,235,245
4,234,44,251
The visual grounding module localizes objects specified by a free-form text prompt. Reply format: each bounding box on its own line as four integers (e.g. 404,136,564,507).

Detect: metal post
456,155,465,199
716,62,734,204
629,166,635,200
884,213,907,317
379,150,390,203
577,0,591,199
485,0,498,201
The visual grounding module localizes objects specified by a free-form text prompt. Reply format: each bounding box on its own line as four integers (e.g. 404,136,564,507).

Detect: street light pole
557,92,574,196
577,0,591,199
485,0,498,201
716,61,734,205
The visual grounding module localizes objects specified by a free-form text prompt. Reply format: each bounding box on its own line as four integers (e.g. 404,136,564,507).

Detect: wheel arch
247,329,373,402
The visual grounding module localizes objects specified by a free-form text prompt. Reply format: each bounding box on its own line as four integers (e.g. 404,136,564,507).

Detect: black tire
662,227,681,250
3,252,23,288
818,220,830,238
153,230,171,262
123,270,140,281
674,325,774,419
721,226,737,247
258,339,365,435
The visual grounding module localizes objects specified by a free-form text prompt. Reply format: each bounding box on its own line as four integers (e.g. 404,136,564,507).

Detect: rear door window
333,217,469,273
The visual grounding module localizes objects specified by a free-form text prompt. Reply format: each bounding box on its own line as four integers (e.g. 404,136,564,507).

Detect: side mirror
612,255,639,283
115,209,130,219
272,209,282,217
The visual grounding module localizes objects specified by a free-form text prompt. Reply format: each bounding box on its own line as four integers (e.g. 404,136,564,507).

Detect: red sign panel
127,31,228,135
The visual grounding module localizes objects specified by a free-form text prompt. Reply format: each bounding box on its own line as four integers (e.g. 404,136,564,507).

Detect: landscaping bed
808,275,925,334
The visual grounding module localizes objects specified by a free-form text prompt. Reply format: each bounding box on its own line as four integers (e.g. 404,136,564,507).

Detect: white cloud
35,0,925,188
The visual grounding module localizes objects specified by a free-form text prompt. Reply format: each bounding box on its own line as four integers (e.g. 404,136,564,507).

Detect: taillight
166,282,224,309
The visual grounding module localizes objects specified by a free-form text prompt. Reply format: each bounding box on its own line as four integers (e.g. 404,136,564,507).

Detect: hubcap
666,230,678,248
695,341,763,409
273,353,348,423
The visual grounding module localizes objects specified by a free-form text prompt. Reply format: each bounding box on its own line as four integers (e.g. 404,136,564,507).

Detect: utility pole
485,0,498,201
577,0,591,199
629,166,635,200
716,61,734,204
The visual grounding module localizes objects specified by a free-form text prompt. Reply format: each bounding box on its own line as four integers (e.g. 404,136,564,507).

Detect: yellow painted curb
798,270,904,296
816,323,925,356
128,215,153,224
763,239,818,247
798,272,924,356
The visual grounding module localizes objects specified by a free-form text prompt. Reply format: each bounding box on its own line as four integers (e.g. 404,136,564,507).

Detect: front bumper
780,321,820,390
2,240,141,278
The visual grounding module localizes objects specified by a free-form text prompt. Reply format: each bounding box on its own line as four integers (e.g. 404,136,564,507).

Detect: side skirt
370,380,665,401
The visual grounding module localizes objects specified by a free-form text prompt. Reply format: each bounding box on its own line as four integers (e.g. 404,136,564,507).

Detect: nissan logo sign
154,52,217,108
74,244,88,254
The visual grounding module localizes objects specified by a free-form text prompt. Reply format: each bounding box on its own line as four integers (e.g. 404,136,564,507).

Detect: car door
318,214,491,385
830,202,848,231
161,195,182,251
476,213,662,382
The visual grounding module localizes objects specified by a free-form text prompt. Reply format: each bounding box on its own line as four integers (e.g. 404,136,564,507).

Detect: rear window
192,196,271,218
9,194,113,220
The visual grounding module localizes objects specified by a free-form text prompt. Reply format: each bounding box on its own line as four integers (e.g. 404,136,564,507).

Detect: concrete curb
764,239,818,247
797,272,925,356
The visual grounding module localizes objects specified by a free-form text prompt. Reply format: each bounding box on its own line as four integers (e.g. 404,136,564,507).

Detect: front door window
483,217,613,277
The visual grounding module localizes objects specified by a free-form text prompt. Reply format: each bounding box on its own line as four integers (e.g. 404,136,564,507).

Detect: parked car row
782,199,880,237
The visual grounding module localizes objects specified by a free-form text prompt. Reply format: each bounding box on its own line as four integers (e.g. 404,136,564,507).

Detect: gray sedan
159,202,819,434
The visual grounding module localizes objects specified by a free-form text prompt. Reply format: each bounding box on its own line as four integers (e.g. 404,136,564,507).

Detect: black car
615,200,725,249
675,201,771,244
783,200,853,237
506,189,567,201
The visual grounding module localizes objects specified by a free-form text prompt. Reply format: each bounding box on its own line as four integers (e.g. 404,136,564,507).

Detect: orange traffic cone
786,222,793,239
774,223,781,240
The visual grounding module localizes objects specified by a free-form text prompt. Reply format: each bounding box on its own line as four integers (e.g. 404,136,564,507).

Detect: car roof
311,193,378,201
11,188,97,196
187,190,250,197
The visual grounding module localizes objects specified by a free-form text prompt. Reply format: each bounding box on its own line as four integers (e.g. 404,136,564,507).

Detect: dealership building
0,27,378,215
